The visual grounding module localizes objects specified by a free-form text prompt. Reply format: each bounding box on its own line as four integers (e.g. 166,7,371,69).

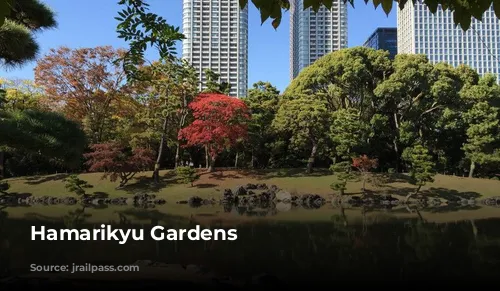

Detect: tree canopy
0,0,56,67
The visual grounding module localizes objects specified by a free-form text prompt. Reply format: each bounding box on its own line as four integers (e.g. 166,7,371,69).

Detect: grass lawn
5,168,500,203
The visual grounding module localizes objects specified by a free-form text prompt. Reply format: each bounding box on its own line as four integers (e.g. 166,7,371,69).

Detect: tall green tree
0,78,46,112
0,0,56,67
286,47,391,114
125,59,198,181
330,108,370,160
273,94,331,173
243,81,280,168
285,47,391,167
461,74,500,177
374,55,465,171
0,109,87,177
402,144,436,203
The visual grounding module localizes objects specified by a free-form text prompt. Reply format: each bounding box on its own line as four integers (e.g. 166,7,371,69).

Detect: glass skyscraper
289,0,348,80
182,0,249,97
363,27,398,59
397,1,500,81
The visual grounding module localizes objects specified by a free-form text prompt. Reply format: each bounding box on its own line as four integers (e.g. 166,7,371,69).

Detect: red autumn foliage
34,46,136,143
352,155,378,192
178,93,251,168
84,143,154,187
352,155,379,172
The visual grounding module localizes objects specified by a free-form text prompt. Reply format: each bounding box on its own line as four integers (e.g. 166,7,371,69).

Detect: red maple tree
178,93,251,172
84,143,154,188
352,155,379,193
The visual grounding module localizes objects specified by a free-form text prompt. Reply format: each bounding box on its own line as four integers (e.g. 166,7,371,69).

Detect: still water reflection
1,203,500,284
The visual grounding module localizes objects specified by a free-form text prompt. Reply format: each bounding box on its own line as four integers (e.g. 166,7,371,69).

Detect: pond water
1,202,500,286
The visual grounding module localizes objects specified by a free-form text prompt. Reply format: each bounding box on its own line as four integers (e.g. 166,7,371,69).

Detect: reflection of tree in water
467,218,500,267
63,207,91,228
116,209,195,260
403,220,443,262
1,205,500,281
0,209,9,278
117,209,192,229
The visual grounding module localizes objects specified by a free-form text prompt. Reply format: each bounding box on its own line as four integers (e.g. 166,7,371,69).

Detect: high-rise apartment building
397,1,500,81
290,0,348,80
363,27,398,59
182,0,248,97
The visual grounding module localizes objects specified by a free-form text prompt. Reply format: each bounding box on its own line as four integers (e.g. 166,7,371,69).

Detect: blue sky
1,0,396,92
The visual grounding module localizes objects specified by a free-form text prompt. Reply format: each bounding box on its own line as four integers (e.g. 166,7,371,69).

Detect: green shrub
176,166,200,187
329,161,358,196
387,168,395,174
64,174,93,196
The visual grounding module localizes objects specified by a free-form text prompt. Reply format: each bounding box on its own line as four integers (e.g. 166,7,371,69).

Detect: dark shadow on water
2,202,500,286
117,208,194,227
24,173,69,185
2,206,500,284
194,213,217,217
23,212,64,222
426,204,482,213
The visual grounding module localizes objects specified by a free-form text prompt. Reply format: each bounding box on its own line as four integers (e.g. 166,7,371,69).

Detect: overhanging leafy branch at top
242,0,500,30
1,0,500,31
114,0,184,80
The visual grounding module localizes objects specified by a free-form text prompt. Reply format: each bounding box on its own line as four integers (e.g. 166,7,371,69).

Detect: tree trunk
250,149,255,169
415,208,424,222
208,155,216,173
393,113,400,172
405,184,422,203
234,152,239,168
175,107,189,169
405,193,413,204
306,143,318,174
469,161,475,178
174,143,181,168
362,175,366,193
205,146,209,169
470,219,478,241
340,205,348,227
0,151,5,179
153,116,168,183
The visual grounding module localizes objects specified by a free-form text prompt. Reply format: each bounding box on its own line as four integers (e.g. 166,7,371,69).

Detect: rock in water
223,188,233,198
233,186,247,196
154,198,166,205
275,190,291,203
188,196,203,207
245,183,257,190
276,202,291,212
